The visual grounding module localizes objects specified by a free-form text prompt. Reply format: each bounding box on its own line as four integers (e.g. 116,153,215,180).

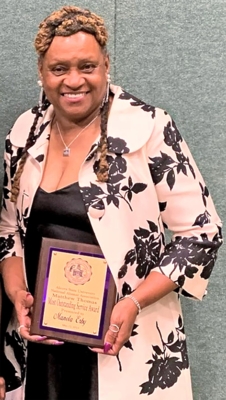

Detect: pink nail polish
104,342,112,353
53,342,64,346
37,336,47,341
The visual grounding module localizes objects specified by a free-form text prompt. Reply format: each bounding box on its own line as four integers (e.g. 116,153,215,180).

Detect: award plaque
30,238,117,347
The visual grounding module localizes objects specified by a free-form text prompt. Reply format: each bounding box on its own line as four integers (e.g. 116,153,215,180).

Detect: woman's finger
0,377,5,400
17,323,64,345
103,323,120,352
17,324,65,345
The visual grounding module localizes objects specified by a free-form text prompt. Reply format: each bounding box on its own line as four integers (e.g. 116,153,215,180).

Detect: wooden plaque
30,238,117,347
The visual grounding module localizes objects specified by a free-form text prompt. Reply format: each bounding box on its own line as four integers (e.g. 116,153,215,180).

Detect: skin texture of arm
0,257,26,303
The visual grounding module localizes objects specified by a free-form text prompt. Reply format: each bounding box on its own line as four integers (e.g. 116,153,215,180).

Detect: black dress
24,183,98,400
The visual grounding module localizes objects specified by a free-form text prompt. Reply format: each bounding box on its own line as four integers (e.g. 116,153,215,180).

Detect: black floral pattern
140,316,188,395
16,192,29,248
35,154,45,163
121,177,147,203
192,182,211,227
2,160,10,210
118,220,162,282
159,231,221,285
4,330,26,390
107,136,130,155
149,151,195,190
0,234,15,259
119,91,156,118
123,323,139,351
81,137,147,213
149,119,196,190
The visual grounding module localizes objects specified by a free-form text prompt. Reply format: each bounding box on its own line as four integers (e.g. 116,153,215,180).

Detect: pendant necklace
56,114,99,157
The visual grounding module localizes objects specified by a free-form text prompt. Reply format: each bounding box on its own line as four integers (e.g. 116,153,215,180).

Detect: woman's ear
104,54,110,75
38,59,43,83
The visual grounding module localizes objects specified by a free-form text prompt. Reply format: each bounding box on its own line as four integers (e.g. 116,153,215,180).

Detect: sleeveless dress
24,183,98,400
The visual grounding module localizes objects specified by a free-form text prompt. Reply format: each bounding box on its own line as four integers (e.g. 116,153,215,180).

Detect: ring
109,323,120,333
17,325,25,334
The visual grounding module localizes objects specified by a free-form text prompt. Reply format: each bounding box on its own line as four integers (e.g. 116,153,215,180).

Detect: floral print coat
0,85,223,400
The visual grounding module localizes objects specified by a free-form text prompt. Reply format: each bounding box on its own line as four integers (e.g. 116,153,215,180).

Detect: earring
101,74,111,108
37,79,44,111
105,73,111,104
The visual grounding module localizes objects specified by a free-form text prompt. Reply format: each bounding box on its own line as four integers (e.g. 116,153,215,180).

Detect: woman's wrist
120,294,142,314
7,288,28,305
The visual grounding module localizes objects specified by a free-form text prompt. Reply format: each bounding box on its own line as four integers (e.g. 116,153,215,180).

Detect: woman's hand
91,298,138,356
0,377,5,400
15,290,64,345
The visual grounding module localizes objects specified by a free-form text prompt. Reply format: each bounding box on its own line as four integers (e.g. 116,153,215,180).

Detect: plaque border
30,237,117,347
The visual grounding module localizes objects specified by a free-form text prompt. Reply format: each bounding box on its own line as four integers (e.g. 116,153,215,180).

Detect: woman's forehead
46,32,103,57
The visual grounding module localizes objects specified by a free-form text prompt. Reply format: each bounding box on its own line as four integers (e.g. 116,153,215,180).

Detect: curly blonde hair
10,6,110,203
35,6,108,57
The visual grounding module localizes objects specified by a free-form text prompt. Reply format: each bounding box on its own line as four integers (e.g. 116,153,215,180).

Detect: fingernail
53,341,64,345
26,292,32,298
104,342,112,353
37,336,47,341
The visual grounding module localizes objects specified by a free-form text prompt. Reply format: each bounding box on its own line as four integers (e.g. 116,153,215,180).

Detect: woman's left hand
90,297,138,356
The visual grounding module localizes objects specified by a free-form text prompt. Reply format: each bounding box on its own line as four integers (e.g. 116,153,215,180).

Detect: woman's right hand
14,290,64,345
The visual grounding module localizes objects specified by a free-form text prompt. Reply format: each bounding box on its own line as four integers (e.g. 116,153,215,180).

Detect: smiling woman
38,33,109,124
0,5,223,400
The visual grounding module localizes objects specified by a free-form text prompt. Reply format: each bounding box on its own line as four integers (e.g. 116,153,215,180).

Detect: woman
0,5,222,400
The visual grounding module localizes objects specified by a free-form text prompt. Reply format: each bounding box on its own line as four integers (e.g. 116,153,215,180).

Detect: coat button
88,205,105,219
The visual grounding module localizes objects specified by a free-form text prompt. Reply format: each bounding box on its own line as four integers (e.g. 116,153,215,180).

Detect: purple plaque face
30,238,117,347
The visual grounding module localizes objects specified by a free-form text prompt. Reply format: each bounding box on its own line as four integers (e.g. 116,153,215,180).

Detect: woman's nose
64,69,85,88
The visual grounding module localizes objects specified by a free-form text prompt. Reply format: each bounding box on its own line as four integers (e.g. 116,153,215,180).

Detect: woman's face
39,31,110,122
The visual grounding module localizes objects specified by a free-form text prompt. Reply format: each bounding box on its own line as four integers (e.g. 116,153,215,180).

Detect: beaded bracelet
123,294,141,314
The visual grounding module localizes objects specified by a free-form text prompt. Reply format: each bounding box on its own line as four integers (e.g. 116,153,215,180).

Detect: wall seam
113,0,117,80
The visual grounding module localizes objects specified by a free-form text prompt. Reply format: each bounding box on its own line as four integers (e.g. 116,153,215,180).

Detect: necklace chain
56,114,99,157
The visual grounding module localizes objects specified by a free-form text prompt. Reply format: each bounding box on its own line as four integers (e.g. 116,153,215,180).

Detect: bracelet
123,294,141,314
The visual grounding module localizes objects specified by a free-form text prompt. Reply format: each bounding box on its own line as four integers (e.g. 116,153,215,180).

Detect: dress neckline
39,181,79,194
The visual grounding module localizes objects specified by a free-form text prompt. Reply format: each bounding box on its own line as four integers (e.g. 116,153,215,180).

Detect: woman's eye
81,64,96,72
52,66,66,75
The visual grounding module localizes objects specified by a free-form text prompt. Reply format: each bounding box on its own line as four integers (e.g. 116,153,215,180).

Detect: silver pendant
63,147,70,157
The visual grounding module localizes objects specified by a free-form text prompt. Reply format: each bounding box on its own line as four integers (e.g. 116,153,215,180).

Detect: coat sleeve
147,108,223,300
0,132,24,261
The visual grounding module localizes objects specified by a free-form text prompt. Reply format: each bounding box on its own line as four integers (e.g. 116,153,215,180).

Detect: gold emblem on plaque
64,258,92,285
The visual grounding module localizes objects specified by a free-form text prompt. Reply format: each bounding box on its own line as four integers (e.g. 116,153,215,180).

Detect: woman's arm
97,108,222,356
0,257,26,304
0,133,63,346
146,109,222,299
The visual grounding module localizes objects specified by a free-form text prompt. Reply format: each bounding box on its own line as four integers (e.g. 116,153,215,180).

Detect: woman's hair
35,6,108,58
10,6,110,203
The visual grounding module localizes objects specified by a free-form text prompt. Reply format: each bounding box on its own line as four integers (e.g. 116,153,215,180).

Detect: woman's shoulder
8,105,53,147
110,85,171,151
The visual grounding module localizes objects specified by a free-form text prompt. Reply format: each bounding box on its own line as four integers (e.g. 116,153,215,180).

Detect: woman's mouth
62,92,88,101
